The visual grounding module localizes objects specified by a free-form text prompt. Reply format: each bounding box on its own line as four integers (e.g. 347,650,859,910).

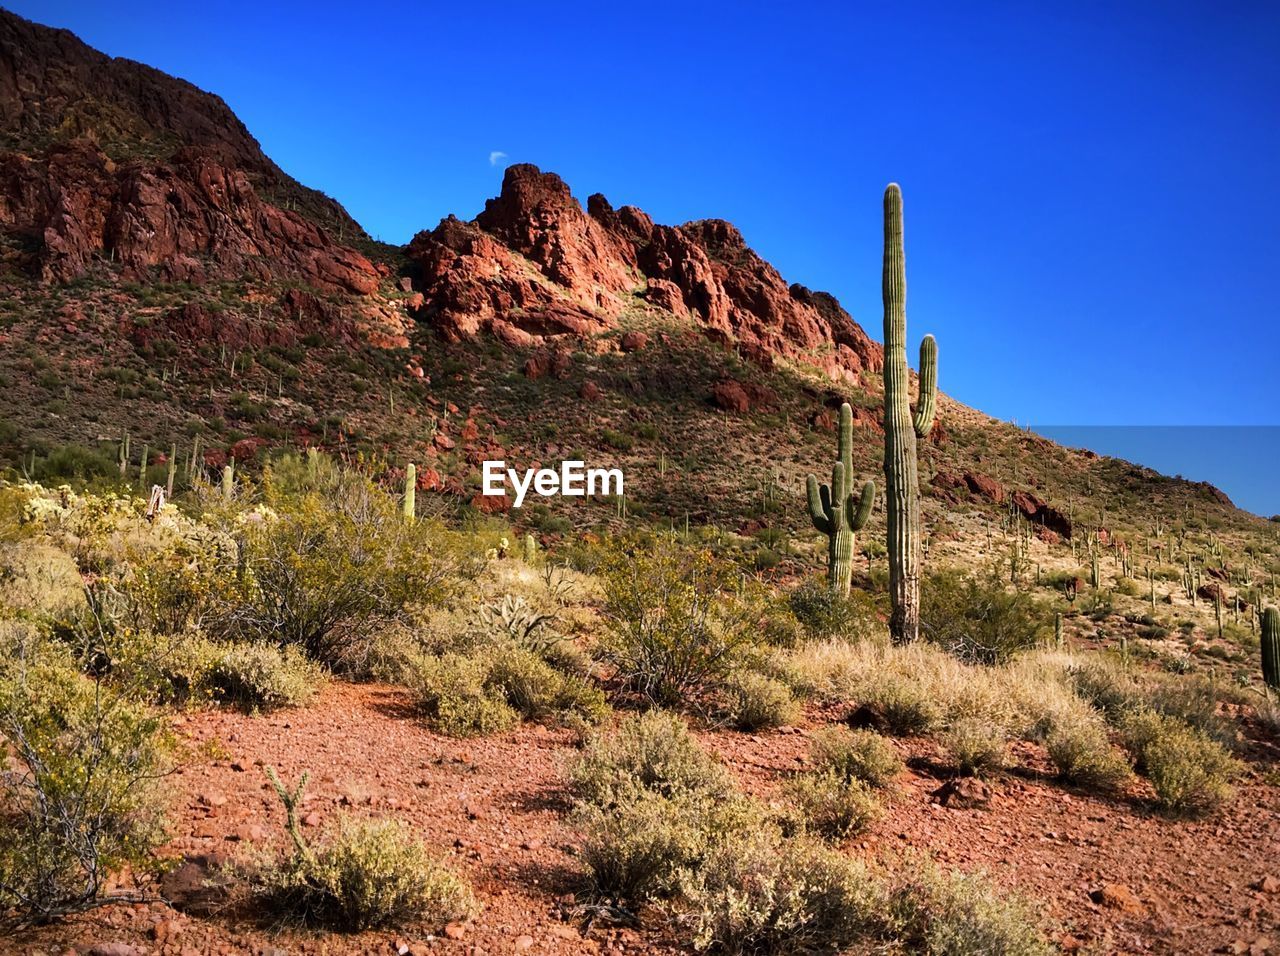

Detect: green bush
598,538,758,706
683,827,883,954
570,710,733,808
1121,709,1242,815
574,790,716,902
1067,657,1140,719
784,770,882,841
787,580,881,642
208,643,324,712
941,718,1008,777
1044,709,1132,791
485,646,609,724
214,481,454,672
254,814,477,931
0,651,172,920
861,674,944,736
0,542,86,624
723,671,800,730
407,653,518,737
886,858,1052,955
921,569,1048,665
809,727,903,788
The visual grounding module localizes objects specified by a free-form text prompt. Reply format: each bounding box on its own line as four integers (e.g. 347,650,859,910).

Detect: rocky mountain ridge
0,8,879,389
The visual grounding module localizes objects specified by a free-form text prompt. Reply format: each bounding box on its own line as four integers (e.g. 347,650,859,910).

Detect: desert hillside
2,8,1279,956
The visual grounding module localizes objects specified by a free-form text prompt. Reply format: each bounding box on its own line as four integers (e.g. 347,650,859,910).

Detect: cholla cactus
806,403,875,596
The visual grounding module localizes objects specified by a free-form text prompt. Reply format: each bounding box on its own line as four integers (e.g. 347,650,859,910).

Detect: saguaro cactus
806,402,875,595
882,183,938,643
404,463,417,524
1262,606,1280,691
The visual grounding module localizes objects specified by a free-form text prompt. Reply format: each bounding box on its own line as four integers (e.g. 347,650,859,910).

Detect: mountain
0,7,1261,550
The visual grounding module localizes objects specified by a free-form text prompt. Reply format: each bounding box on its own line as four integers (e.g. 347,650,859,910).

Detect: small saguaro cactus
806,402,876,596
221,463,234,501
1262,606,1280,691
404,463,417,524
166,443,177,499
881,183,938,643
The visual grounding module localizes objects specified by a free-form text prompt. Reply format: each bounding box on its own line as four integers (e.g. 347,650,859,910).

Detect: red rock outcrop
0,140,379,295
406,164,883,382
1011,490,1074,540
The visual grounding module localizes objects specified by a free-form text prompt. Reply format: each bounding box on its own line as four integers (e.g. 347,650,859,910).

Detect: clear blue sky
12,1,1280,511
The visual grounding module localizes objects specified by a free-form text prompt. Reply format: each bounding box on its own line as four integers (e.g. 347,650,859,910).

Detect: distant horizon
7,1,1279,486
1032,425,1280,519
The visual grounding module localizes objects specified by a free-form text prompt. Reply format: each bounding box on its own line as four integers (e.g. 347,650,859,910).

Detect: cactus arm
848,480,876,531
834,406,855,493
914,334,938,438
806,474,832,535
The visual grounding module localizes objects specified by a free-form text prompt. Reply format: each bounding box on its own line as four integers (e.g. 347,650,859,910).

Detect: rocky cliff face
408,164,882,383
0,9,378,295
0,9,880,385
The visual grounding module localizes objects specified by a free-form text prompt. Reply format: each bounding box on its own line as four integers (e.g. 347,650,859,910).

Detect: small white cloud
489,150,508,167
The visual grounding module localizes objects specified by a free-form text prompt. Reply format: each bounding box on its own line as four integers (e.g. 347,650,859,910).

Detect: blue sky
13,1,1280,513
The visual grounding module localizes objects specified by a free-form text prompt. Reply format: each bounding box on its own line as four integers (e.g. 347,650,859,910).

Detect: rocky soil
6,682,1278,956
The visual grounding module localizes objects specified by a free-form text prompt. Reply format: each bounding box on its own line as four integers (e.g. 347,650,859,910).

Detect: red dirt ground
5,682,1279,956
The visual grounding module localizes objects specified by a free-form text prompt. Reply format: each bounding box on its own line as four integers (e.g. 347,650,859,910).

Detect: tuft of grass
722,671,800,731
940,717,1008,777
809,726,903,788
570,710,733,808
253,814,477,931
784,770,882,841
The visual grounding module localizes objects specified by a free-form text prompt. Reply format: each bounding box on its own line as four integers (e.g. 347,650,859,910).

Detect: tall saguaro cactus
806,403,876,595
1263,606,1280,692
882,183,939,644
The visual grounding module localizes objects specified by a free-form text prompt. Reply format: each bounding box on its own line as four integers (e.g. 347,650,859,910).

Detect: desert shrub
783,642,963,734
107,630,224,706
406,653,517,737
787,580,882,642
207,643,323,712
575,790,716,902
597,538,758,706
921,569,1048,665
809,727,903,788
570,710,733,808
485,646,609,724
29,444,118,482
213,483,453,672
1145,674,1232,745
722,671,799,730
682,827,883,954
0,541,86,624
886,858,1052,956
1067,657,1141,719
941,718,1008,776
1043,708,1132,791
0,651,172,921
864,673,945,736
784,770,882,840
1120,709,1242,815
253,769,476,931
